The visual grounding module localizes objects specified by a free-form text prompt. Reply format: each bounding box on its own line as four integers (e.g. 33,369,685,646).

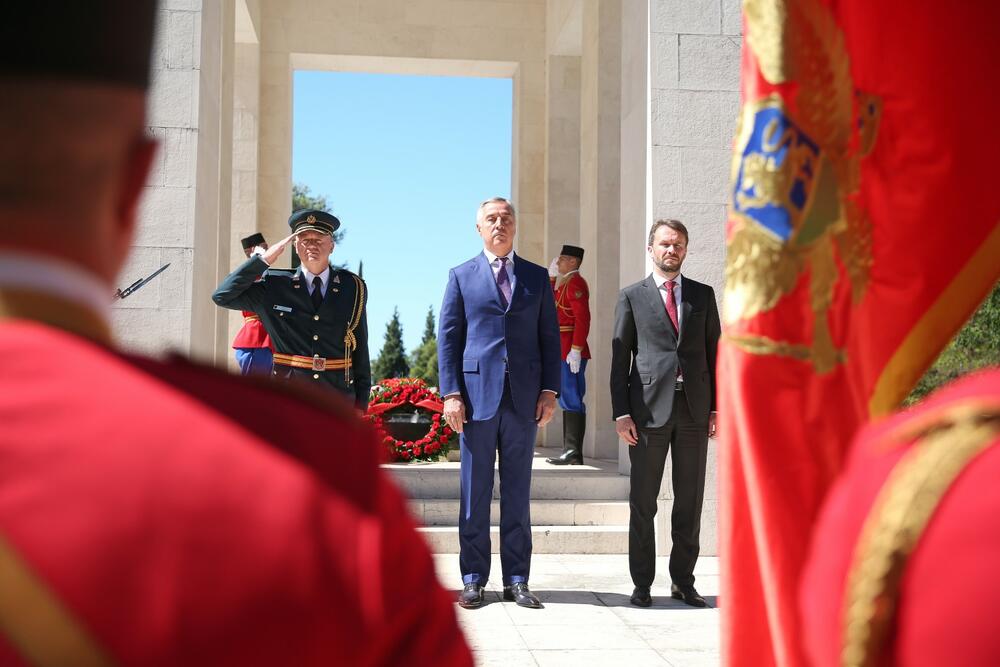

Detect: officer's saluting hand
257,231,299,265
213,210,372,409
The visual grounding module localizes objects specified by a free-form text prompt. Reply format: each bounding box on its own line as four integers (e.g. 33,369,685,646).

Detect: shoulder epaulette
335,268,365,284
841,401,1000,667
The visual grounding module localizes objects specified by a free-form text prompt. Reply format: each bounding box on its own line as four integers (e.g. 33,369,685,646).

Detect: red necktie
663,279,679,333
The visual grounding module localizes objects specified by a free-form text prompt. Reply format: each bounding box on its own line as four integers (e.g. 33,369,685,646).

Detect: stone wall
647,0,742,557
114,0,240,366
650,0,740,290
114,0,204,356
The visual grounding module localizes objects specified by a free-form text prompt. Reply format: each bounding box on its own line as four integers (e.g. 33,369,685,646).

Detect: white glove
548,257,560,278
566,349,582,373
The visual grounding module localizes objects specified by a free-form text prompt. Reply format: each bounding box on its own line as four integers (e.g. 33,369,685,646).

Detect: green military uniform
213,209,371,408
213,256,371,407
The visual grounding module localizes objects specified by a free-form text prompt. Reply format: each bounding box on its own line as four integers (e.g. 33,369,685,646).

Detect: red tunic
800,368,1000,667
552,271,591,359
0,311,472,666
231,310,273,349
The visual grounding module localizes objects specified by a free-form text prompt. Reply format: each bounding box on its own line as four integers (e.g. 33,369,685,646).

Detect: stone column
542,54,581,447
225,40,261,363
188,0,236,364
115,1,204,356
618,0,651,473
513,57,547,263
256,9,293,262
579,0,621,461
646,0,742,556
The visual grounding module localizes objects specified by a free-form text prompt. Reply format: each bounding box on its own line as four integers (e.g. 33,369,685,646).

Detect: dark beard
654,257,681,274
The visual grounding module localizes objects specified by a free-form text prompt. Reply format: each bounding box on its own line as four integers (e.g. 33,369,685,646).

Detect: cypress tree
409,306,439,387
373,308,409,381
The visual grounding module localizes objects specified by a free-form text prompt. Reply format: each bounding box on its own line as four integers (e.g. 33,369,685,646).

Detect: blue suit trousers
459,383,537,586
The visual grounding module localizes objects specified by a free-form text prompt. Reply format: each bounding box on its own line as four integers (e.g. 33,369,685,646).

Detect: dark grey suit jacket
609,274,721,429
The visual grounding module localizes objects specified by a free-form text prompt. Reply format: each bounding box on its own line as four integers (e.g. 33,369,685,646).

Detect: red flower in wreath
366,378,457,462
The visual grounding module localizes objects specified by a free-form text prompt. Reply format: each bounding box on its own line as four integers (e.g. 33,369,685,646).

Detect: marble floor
433,554,720,666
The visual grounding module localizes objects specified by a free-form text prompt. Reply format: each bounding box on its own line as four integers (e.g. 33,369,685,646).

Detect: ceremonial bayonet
113,263,171,300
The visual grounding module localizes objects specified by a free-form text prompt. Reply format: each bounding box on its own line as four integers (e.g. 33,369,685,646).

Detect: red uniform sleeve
567,275,590,352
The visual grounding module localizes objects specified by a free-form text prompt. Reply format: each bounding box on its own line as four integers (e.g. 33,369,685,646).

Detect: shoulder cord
343,275,365,381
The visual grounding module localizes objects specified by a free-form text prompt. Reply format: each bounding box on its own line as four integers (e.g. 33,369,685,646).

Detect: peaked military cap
560,245,584,259
0,2,157,89
240,233,266,250
289,209,340,236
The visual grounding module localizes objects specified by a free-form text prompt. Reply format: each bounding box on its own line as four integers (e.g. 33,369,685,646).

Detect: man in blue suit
439,197,562,609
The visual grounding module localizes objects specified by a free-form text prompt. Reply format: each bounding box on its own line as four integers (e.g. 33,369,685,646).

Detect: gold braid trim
0,534,113,667
723,332,813,362
343,274,365,381
841,405,1000,667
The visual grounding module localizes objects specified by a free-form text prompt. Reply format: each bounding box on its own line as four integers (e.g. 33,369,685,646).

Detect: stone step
418,525,630,554
410,499,629,527
386,466,630,500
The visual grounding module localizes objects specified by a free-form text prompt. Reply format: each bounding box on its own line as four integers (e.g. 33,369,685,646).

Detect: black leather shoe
458,583,485,609
670,584,707,608
630,586,652,607
502,582,542,608
546,450,583,465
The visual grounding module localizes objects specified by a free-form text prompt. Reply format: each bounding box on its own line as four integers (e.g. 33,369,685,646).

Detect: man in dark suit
213,209,371,409
610,219,721,608
438,197,562,609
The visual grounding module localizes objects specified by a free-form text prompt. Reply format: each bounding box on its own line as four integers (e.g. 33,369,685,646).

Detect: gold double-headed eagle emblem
725,0,881,373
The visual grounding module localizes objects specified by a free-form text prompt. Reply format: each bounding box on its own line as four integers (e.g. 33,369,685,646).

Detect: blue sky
292,70,513,358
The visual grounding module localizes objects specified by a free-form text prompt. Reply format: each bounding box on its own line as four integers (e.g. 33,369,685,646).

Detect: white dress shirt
652,272,683,332
483,249,516,280
302,266,331,298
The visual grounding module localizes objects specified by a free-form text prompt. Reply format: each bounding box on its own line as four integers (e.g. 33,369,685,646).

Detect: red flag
719,1,1000,665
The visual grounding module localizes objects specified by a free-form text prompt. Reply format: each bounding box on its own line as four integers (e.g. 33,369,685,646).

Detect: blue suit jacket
438,252,561,422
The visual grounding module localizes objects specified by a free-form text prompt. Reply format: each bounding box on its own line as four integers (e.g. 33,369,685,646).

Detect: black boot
547,411,584,465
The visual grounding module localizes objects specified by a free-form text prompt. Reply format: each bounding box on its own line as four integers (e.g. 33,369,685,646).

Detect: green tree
907,281,1000,404
409,306,439,387
372,308,410,381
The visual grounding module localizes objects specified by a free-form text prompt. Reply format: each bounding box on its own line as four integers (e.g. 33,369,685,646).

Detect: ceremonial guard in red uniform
0,4,471,665
800,367,1000,667
232,232,275,375
546,245,591,465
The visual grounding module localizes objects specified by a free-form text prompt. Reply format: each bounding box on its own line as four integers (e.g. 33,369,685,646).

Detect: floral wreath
366,378,456,462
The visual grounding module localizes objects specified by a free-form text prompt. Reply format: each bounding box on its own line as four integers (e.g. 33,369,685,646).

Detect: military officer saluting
213,209,371,408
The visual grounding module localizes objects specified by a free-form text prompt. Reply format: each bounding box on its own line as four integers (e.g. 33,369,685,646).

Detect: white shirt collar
0,250,111,323
653,272,682,289
483,249,515,265
301,265,331,292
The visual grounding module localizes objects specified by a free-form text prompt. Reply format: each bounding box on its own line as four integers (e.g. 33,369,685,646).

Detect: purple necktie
496,257,512,307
